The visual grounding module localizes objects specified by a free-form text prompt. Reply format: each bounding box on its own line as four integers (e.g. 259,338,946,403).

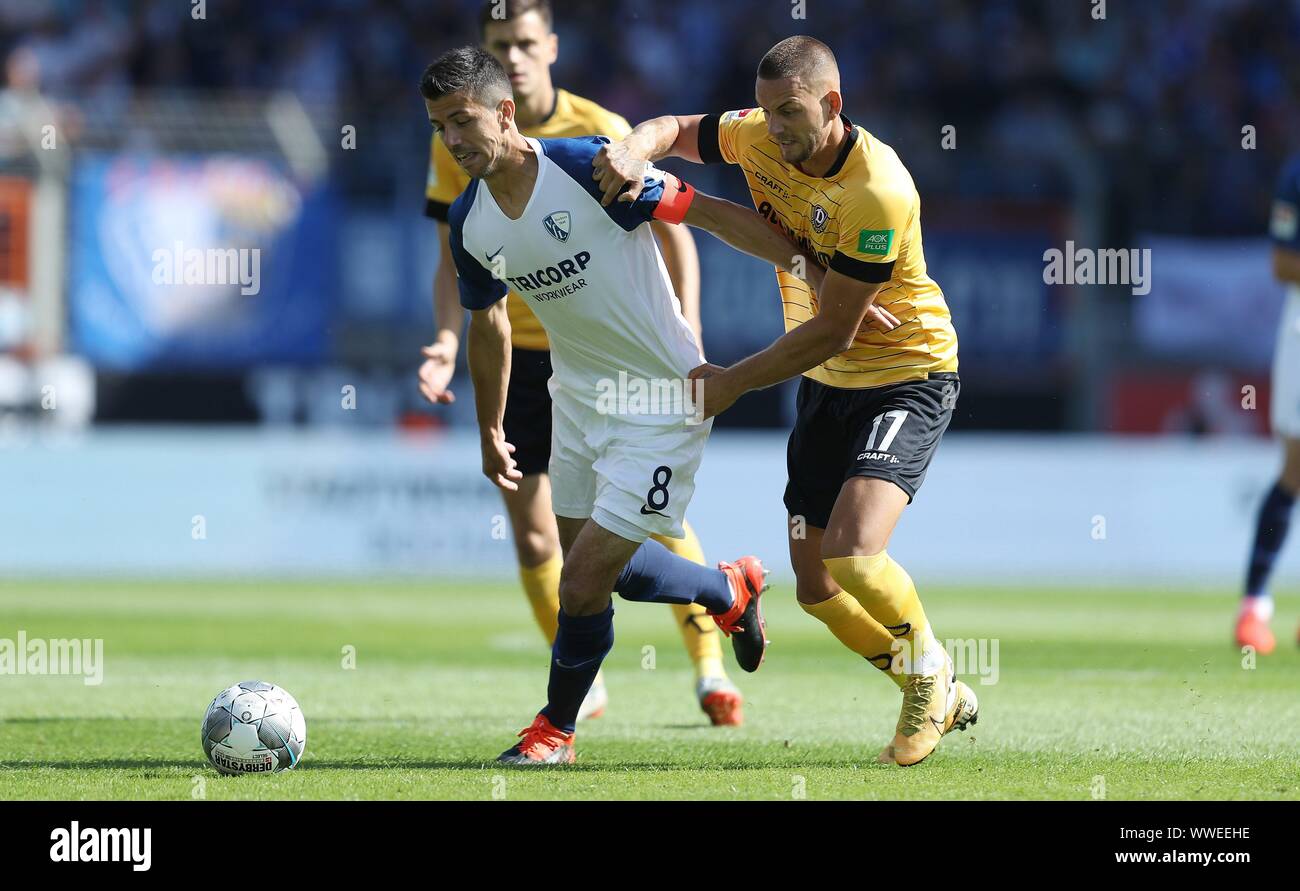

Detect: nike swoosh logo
486,245,504,262
554,657,598,670
929,716,944,732
640,506,667,517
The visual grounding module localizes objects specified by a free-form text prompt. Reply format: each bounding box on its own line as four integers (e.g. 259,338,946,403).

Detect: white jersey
448,136,701,419
1273,285,1300,436
1270,156,1300,436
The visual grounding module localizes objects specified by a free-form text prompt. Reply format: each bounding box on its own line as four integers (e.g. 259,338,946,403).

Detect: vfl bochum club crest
543,211,572,243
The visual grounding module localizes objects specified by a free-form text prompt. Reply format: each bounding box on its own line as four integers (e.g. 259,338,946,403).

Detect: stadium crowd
1,0,1296,234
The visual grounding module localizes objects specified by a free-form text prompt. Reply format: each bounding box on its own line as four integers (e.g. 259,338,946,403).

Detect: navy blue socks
613,538,733,614
1245,481,1296,599
541,603,615,734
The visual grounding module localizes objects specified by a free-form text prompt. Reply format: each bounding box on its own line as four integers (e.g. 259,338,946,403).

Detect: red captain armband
651,174,695,224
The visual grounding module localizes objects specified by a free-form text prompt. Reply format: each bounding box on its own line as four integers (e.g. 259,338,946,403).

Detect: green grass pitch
0,578,1296,800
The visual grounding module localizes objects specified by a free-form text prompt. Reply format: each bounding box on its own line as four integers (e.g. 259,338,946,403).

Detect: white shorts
548,391,712,542
1273,291,1300,438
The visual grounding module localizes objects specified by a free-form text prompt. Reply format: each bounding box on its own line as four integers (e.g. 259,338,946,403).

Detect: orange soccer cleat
1235,607,1276,655
496,713,576,765
697,677,744,726
712,556,770,672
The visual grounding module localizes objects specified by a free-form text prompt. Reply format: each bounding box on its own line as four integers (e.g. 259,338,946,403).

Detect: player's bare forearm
683,191,823,290
1275,247,1300,285
417,223,467,406
694,271,883,417
652,220,701,339
467,302,512,441
434,224,464,348
594,116,707,205
727,315,856,394
621,114,704,163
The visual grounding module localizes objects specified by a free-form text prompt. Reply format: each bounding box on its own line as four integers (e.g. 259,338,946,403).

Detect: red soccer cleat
1235,608,1275,655
712,556,770,672
496,713,576,765
697,677,744,726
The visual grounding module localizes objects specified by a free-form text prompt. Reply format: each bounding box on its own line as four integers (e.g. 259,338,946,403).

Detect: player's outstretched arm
418,221,465,405
467,301,522,492
593,114,706,206
690,269,883,420
682,190,825,291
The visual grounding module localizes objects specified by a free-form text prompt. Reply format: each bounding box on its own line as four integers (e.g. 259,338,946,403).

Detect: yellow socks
518,553,563,644
823,551,945,676
653,522,726,680
653,520,707,565
800,593,906,689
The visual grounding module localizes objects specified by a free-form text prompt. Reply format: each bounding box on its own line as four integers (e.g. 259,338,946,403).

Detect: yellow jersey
425,89,632,350
706,107,957,389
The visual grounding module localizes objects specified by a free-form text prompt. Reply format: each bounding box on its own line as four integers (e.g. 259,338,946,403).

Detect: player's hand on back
593,141,651,207
863,303,901,332
481,435,523,491
418,341,457,404
797,263,896,333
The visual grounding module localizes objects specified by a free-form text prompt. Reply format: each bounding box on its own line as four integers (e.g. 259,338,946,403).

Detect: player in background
422,46,819,764
1236,153,1300,654
594,36,978,766
416,0,745,725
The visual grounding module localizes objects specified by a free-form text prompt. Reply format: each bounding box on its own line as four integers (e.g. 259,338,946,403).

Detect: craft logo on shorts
543,210,572,243
811,205,828,233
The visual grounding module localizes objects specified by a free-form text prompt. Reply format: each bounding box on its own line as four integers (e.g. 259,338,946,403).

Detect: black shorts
503,347,553,476
783,372,959,529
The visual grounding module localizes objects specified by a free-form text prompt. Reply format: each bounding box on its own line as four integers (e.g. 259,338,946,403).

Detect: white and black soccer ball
201,681,306,775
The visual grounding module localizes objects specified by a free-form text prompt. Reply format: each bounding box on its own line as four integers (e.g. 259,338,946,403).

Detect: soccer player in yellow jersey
595,36,979,765
416,0,744,726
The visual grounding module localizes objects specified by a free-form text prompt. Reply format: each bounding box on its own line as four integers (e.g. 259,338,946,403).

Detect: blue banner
69,153,338,369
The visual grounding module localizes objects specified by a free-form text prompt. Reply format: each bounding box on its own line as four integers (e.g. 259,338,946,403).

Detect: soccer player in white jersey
422,46,820,764
1237,152,1300,654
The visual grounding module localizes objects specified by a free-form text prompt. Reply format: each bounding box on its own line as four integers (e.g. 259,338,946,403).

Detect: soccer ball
201,680,306,775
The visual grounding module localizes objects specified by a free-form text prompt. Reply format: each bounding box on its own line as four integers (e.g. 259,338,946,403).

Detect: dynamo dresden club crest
543,210,572,243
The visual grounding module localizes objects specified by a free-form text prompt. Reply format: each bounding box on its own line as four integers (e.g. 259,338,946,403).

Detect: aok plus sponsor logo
50,822,151,872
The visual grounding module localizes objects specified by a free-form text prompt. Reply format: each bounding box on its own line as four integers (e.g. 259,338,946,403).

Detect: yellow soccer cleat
883,658,979,767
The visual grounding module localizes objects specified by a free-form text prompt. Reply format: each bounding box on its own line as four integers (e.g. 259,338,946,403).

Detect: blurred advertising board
1107,371,1271,435
1135,235,1283,368
68,154,338,369
0,428,1288,587
0,175,30,360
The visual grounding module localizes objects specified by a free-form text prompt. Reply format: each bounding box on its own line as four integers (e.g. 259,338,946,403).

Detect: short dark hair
478,0,553,36
757,35,838,82
419,46,512,106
